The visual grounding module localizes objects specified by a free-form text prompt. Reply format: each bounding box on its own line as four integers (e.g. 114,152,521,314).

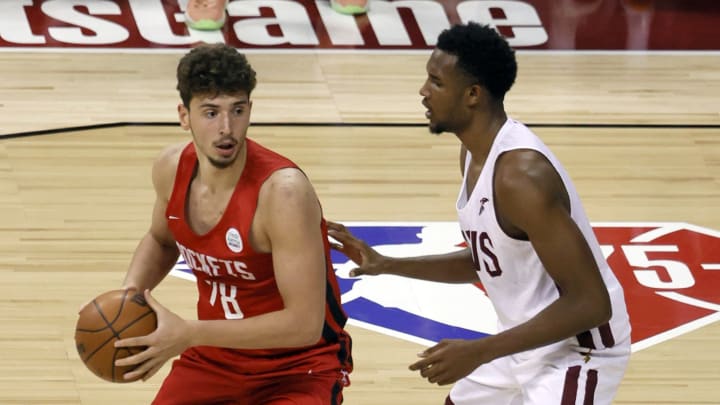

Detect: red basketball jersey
165,139,352,376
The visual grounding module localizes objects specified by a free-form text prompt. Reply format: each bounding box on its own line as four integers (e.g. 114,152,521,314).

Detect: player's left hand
113,289,192,381
408,339,485,386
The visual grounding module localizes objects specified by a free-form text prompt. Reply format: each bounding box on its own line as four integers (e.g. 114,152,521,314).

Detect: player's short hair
176,43,257,108
437,23,517,101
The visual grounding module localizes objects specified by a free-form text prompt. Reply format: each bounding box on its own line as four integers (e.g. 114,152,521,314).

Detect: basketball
75,288,157,383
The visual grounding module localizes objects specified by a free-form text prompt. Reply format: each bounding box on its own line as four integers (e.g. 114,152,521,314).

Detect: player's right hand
114,289,191,382
326,221,386,277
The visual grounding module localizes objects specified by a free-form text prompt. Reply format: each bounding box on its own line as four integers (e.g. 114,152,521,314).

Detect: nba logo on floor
171,221,720,351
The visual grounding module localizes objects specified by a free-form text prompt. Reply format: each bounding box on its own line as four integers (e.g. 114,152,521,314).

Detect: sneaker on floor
330,0,369,15
185,0,228,31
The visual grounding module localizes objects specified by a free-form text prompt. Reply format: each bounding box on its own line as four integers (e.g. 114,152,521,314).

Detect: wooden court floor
0,51,719,404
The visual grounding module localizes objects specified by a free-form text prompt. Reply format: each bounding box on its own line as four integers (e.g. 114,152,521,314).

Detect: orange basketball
75,288,157,383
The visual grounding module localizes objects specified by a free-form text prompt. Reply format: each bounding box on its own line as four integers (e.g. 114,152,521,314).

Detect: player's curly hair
437,23,517,101
176,43,257,108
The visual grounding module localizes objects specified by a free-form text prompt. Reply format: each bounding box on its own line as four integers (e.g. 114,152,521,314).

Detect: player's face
419,49,468,135
178,92,252,169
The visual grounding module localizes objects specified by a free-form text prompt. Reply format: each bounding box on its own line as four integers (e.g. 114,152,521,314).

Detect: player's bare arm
122,144,182,292
410,149,613,384
488,149,612,343
328,221,478,283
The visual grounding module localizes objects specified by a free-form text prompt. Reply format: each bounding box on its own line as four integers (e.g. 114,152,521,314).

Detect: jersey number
205,280,245,319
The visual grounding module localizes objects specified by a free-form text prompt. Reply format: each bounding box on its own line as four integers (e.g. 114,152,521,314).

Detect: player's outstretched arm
327,221,478,283
122,144,182,292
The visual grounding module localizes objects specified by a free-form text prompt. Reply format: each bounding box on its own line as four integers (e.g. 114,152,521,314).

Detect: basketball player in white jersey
328,22,631,404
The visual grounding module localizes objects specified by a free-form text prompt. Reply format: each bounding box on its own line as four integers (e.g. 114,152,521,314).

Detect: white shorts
448,338,630,405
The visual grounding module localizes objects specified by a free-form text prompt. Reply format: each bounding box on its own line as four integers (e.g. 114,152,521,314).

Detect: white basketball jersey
456,118,631,351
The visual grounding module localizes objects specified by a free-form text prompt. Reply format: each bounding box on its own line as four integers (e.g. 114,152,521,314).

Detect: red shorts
152,350,348,405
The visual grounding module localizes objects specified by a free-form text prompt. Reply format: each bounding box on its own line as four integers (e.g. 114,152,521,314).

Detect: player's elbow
567,287,612,329
588,289,612,327
293,325,323,347
299,327,323,346
290,312,324,346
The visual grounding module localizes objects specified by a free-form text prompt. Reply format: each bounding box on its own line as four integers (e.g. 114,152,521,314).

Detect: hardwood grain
0,50,718,404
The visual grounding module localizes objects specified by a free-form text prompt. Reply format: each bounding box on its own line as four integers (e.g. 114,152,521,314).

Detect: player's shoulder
258,168,316,210
494,148,564,206
151,142,187,194
156,142,186,164
264,167,312,193
154,142,186,172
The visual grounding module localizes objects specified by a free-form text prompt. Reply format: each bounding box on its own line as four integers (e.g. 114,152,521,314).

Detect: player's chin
428,121,445,135
208,154,236,169
210,146,239,168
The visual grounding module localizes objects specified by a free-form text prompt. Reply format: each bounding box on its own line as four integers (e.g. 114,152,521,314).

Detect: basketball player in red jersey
112,43,352,404
328,23,630,404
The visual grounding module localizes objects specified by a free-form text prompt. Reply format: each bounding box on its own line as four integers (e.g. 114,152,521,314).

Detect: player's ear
178,103,190,130
466,84,483,107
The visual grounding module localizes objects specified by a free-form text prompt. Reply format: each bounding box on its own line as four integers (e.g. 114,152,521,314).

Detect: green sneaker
185,0,228,31
330,0,369,15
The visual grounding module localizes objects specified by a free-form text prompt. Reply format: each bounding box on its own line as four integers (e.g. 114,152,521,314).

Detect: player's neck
458,108,507,162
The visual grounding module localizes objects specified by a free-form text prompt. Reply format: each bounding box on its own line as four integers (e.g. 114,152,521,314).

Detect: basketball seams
76,291,147,333
76,299,118,333
114,289,130,324
116,309,157,336
78,308,155,363
79,294,131,362
75,289,158,383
